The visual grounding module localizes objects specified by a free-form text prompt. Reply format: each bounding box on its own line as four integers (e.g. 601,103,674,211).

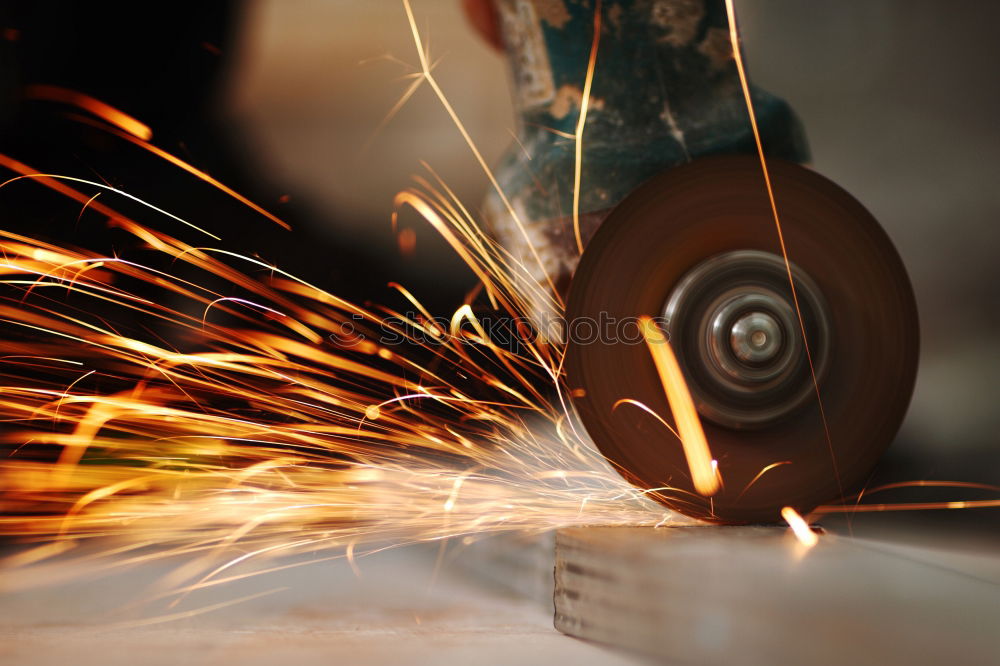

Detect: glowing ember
781,506,819,547
0,164,675,585
571,0,603,255
0,8,691,581
0,1,994,596
24,84,153,141
639,316,719,497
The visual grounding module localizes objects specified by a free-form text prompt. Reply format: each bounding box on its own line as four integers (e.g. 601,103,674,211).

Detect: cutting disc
565,155,919,523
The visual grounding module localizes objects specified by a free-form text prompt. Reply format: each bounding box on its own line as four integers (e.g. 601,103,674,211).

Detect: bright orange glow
0,3,994,598
397,228,417,255
401,0,561,303
0,132,686,592
25,84,153,141
68,115,291,231
737,460,792,500
857,480,1000,495
572,0,602,254
781,506,818,547
0,146,231,242
813,480,1000,515
639,316,719,496
612,398,680,440
815,500,1000,514
0,187,679,585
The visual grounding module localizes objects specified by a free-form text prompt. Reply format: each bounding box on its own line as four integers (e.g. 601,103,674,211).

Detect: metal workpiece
553,526,1000,665
484,0,809,317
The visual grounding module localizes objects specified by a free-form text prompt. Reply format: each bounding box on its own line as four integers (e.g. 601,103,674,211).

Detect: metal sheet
554,526,1000,664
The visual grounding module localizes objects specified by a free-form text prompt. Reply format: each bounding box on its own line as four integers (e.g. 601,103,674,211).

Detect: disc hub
663,250,830,429
729,311,782,363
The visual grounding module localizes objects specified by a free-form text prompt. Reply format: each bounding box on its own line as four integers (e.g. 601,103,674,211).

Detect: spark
0,107,677,590
67,114,291,231
639,316,718,496
0,169,221,240
724,0,841,497
815,481,1000,514
612,398,680,440
506,128,532,161
25,84,153,140
813,499,1000,514
572,0,602,254
400,0,562,304
0,3,991,603
361,58,430,154
781,506,818,547
736,460,792,500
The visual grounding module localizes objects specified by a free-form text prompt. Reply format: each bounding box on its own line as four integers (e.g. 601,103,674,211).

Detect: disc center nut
664,250,831,429
730,311,782,364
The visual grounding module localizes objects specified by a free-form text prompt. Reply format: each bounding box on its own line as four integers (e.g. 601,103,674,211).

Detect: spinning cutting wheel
565,155,919,523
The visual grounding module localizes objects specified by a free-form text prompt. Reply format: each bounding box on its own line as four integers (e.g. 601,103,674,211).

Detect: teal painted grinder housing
484,0,809,322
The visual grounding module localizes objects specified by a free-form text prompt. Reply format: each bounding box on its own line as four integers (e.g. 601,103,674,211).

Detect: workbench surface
0,544,634,666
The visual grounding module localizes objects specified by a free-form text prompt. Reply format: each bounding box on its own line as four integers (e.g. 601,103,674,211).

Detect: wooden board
554,526,1000,664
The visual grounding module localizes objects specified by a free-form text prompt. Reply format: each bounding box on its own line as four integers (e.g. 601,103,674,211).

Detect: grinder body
486,0,808,318
486,0,919,522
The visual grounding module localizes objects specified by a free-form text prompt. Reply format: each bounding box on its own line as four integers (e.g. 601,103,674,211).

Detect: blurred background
0,0,997,535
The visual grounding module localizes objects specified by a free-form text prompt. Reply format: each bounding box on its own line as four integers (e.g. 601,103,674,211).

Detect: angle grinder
481,0,919,522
